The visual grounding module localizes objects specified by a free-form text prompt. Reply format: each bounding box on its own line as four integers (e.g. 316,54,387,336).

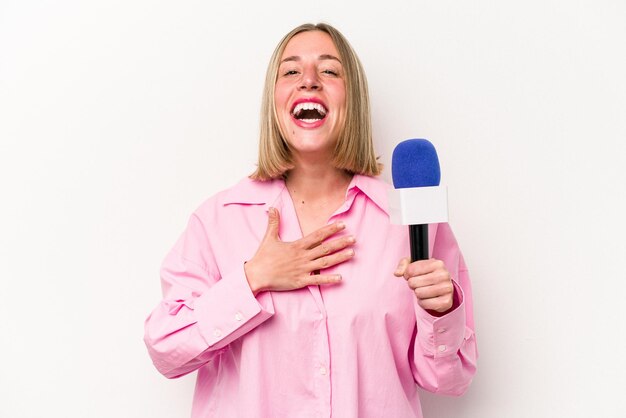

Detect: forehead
280,30,340,61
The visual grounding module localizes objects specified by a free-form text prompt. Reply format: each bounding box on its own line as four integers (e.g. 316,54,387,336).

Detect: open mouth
291,101,327,123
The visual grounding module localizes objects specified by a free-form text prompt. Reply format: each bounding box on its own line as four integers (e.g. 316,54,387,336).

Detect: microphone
389,139,449,261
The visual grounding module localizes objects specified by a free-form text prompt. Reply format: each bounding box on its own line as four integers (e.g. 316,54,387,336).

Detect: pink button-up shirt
144,174,477,417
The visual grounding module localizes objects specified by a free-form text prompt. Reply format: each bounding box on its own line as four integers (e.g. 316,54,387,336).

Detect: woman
144,23,477,417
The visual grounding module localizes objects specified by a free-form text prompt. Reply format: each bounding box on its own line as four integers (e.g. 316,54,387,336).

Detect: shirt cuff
194,264,275,349
414,280,467,358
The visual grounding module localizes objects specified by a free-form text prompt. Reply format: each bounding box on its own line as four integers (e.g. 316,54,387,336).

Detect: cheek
273,91,291,127
274,79,293,104
334,88,347,123
332,83,347,112
274,91,286,110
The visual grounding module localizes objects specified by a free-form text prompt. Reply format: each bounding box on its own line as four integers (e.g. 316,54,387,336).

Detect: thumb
394,257,410,277
262,207,281,242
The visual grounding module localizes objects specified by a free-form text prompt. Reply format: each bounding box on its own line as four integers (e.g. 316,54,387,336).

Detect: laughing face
274,30,347,161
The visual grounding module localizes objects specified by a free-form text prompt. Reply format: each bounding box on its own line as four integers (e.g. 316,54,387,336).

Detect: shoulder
353,173,391,189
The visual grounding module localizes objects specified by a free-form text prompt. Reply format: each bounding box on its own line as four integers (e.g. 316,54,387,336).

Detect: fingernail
347,236,355,243
337,221,345,229
346,249,355,256
333,275,342,281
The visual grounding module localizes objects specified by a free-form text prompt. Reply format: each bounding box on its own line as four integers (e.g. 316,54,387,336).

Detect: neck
285,162,352,204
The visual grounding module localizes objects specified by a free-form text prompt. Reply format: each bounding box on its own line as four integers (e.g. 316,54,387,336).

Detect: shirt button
235,312,243,321
319,366,327,376
437,344,447,352
213,329,222,338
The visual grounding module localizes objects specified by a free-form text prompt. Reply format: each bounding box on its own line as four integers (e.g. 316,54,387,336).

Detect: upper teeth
292,102,327,116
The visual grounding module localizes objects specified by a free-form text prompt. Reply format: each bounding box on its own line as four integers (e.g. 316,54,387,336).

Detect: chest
293,204,339,236
291,194,347,236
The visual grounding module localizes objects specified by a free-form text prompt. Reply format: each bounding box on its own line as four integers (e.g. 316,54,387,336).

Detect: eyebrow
280,54,342,64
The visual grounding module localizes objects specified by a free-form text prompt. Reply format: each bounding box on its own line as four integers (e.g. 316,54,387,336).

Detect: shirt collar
348,174,390,215
218,177,285,207
219,174,390,215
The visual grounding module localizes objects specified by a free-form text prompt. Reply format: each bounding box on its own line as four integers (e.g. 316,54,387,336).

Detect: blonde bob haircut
250,23,382,180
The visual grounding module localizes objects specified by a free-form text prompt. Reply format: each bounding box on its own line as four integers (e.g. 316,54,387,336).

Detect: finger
310,235,356,259
416,294,454,313
261,207,281,243
404,258,445,280
411,280,454,300
299,221,346,250
394,257,410,277
407,269,451,290
309,248,355,271
302,274,343,286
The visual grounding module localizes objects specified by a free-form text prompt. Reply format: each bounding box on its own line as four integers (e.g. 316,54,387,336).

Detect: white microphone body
387,186,449,226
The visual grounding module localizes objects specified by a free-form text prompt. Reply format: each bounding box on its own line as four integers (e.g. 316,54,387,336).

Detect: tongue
297,109,324,120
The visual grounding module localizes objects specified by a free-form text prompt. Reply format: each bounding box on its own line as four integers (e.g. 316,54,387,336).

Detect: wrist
244,261,263,296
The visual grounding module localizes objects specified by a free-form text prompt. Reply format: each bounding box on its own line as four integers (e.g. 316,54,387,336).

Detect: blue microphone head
391,139,441,189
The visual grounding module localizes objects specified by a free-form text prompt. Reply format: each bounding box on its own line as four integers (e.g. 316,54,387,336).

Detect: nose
298,67,320,91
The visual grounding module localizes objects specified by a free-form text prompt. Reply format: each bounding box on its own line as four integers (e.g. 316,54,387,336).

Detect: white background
1,1,625,417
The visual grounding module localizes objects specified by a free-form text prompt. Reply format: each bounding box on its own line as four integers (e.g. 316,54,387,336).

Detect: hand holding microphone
394,257,454,314
389,139,455,314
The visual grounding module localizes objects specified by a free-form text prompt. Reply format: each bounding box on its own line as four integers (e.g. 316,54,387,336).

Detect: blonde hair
250,23,381,180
